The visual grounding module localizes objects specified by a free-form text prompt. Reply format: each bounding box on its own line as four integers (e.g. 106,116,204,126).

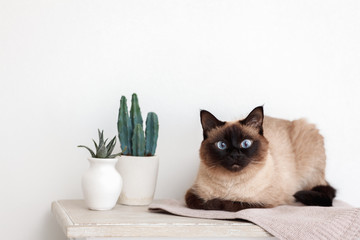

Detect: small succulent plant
78,129,121,158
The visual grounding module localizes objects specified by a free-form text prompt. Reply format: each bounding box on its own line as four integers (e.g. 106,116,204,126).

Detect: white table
51,200,272,240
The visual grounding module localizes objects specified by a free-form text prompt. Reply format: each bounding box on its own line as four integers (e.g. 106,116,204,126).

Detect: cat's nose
230,150,241,158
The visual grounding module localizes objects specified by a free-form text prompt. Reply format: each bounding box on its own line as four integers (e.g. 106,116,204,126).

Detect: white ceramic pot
82,157,122,210
116,155,159,205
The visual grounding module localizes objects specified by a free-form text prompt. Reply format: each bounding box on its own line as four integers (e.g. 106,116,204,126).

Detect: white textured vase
116,155,159,205
82,157,122,210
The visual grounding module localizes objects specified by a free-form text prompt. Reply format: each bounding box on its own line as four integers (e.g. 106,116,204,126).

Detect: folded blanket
149,199,360,240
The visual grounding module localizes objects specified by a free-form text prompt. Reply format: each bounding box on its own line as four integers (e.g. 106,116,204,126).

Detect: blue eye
241,139,253,149
216,141,227,150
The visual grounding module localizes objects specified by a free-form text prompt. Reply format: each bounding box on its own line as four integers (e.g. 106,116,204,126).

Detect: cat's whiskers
250,161,263,165
205,164,218,170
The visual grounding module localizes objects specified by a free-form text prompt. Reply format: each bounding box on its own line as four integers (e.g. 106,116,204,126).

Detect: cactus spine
145,112,159,156
132,124,145,156
117,93,159,156
117,96,132,155
130,93,143,132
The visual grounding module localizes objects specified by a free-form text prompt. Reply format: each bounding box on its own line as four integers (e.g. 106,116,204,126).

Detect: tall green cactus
117,93,159,156
145,112,159,156
132,124,145,156
118,96,132,155
130,93,143,132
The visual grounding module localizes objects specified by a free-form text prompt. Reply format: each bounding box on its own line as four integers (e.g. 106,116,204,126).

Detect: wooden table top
51,199,271,238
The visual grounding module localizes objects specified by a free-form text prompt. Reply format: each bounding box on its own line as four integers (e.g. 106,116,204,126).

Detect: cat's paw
204,198,226,210
293,185,336,207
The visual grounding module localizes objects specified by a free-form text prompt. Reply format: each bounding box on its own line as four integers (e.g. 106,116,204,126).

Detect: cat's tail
293,185,336,206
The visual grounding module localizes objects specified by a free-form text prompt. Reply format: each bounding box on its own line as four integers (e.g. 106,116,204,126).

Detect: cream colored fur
191,116,327,207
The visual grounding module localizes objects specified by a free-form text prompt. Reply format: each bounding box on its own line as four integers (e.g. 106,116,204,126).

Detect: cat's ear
200,110,225,139
241,106,264,135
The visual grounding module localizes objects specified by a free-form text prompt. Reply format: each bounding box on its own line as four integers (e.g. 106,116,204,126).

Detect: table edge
51,200,74,237
51,199,272,238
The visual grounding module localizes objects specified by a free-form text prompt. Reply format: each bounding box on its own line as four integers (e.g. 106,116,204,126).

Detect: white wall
1,1,359,239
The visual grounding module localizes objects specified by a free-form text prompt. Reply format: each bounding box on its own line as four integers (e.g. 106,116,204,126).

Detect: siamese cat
185,106,336,212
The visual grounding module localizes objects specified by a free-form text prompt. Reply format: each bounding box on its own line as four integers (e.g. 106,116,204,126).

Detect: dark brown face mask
199,106,268,172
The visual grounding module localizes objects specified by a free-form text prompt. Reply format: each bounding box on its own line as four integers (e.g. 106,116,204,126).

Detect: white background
1,1,359,240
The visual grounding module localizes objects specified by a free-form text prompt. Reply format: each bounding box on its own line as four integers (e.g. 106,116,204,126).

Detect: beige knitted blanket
149,199,360,240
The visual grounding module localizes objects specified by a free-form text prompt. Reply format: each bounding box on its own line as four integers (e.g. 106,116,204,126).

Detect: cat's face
199,106,269,172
